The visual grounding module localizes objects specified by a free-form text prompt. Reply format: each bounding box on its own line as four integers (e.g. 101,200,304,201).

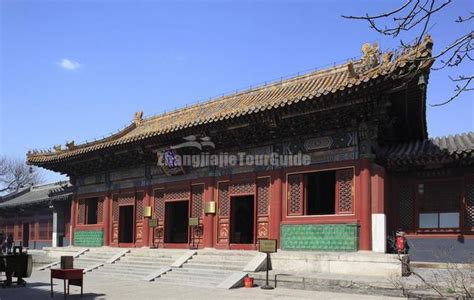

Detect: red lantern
395,231,407,253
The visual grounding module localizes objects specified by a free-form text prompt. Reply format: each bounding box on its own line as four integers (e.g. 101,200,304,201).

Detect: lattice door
111,193,135,244
135,192,144,244
97,198,104,223
256,177,270,239
190,184,204,247
77,199,85,225
336,169,354,214
287,174,304,216
217,182,230,245
153,189,165,246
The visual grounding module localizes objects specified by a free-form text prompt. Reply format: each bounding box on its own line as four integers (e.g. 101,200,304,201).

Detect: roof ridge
141,62,353,124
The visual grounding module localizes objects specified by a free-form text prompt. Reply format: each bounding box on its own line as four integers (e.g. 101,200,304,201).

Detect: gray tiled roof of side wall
383,132,474,164
0,181,72,208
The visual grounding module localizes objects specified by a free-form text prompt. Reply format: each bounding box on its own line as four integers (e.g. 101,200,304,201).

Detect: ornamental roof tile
27,37,434,165
383,132,474,166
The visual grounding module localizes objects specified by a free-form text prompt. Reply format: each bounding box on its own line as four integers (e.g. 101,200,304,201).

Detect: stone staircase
38,247,124,271
155,250,257,288
73,247,123,271
90,248,186,280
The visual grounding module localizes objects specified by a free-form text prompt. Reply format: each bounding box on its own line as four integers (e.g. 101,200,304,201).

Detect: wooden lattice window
153,190,165,220
418,181,461,229
164,189,190,200
218,182,230,216
399,184,414,230
257,178,270,216
136,192,144,219
287,169,354,216
336,169,354,214
288,174,304,215
191,185,204,218
112,195,119,222
78,198,101,225
97,198,104,223
77,199,85,225
466,183,474,228
229,181,254,195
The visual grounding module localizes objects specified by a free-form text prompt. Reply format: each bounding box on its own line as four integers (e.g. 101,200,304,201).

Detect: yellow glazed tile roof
27,37,433,165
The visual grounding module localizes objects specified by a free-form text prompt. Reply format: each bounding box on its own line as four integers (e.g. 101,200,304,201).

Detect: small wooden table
50,268,83,299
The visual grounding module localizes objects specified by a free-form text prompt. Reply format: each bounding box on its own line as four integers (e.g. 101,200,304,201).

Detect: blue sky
1,0,473,182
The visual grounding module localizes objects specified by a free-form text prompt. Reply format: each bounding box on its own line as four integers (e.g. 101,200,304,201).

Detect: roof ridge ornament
351,42,381,76
134,111,144,125
66,140,76,150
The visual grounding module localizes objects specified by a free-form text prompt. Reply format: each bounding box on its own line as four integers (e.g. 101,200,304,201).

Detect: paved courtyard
0,271,403,300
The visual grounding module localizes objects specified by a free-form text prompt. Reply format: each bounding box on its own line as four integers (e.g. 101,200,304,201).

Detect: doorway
22,223,29,248
119,205,134,244
230,195,255,244
164,201,189,243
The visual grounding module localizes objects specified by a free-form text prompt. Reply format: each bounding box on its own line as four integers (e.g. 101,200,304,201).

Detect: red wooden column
359,158,372,251
142,186,152,247
269,170,283,247
103,194,111,246
371,164,386,252
70,198,77,246
202,178,215,248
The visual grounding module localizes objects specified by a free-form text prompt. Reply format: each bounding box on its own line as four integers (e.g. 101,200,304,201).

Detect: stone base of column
371,213,386,253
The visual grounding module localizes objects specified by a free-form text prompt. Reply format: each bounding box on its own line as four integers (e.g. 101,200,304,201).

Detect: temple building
23,36,474,262
0,182,72,249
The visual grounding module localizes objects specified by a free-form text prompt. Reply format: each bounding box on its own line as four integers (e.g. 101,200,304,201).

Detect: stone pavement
0,271,403,300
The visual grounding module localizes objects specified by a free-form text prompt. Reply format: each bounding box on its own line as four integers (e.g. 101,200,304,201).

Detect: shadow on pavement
0,279,106,300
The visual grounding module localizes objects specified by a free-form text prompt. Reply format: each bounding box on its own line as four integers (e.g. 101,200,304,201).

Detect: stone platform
267,250,407,277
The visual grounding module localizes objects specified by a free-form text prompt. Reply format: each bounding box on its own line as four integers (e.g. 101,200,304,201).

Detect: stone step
94,267,151,277
187,258,248,266
74,257,107,263
183,261,244,271
197,250,257,257
163,271,225,281
191,255,252,263
118,258,175,264
111,262,172,269
123,254,180,260
99,265,162,273
170,268,233,277
89,271,145,281
154,277,218,288
85,253,122,258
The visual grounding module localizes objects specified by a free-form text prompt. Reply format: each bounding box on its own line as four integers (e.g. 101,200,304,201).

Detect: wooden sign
204,201,216,214
259,239,277,253
143,206,152,218
189,217,199,226
148,219,158,228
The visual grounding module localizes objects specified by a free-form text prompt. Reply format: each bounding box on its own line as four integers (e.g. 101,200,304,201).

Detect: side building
0,182,73,249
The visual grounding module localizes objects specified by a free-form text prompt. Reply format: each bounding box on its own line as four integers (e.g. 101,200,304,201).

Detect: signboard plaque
204,201,216,214
259,239,277,253
189,217,199,226
148,219,158,228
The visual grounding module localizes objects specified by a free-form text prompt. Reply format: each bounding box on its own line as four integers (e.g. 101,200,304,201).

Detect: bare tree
0,156,43,194
343,0,473,106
